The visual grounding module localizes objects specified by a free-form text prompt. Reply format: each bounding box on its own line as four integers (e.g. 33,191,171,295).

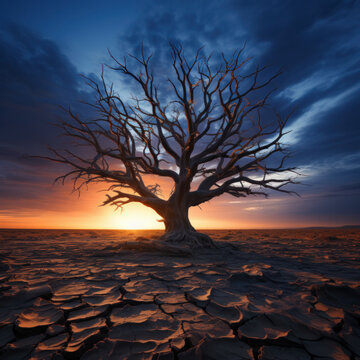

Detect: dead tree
43,44,297,249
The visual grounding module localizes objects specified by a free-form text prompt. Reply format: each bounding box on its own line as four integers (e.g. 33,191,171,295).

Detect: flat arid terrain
0,229,359,359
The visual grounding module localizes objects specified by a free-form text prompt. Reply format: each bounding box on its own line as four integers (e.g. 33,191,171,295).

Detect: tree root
160,230,216,249
110,231,217,256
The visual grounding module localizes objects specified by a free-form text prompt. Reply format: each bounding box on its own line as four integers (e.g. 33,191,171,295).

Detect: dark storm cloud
116,0,360,204
0,24,93,211
242,0,360,175
0,24,86,150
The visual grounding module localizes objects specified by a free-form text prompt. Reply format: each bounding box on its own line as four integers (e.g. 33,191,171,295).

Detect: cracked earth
0,229,359,359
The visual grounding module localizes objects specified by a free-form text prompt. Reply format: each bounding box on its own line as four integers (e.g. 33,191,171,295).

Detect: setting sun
107,204,163,230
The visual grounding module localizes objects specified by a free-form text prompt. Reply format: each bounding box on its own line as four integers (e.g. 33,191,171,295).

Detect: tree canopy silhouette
44,44,297,249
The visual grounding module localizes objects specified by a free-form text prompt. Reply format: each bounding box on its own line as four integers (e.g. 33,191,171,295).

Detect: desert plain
0,228,359,359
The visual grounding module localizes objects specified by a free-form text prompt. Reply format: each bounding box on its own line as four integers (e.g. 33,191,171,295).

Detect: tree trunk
159,204,215,249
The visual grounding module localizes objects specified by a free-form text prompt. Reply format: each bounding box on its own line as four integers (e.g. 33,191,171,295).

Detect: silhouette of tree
43,44,297,249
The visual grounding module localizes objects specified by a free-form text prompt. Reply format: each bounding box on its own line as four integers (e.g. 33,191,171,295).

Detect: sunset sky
0,0,359,229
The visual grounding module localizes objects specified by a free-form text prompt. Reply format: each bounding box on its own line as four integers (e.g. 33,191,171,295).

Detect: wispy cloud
278,67,357,102
283,84,360,145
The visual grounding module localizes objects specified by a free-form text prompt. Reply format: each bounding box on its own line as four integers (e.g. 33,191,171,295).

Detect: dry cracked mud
0,228,359,359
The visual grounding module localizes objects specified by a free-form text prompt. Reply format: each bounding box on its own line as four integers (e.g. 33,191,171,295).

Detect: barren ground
0,229,359,359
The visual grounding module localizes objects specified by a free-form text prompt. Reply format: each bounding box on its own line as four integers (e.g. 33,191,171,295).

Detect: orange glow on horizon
0,199,342,230
0,181,350,230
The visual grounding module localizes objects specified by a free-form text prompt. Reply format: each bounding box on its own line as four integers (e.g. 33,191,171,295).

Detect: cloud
244,207,262,211
0,24,94,213
0,24,87,150
278,65,359,103
283,84,360,145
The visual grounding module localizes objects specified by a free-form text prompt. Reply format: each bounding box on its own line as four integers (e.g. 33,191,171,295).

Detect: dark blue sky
0,0,359,228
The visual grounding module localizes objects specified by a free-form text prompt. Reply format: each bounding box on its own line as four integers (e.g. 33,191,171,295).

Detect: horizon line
0,225,359,231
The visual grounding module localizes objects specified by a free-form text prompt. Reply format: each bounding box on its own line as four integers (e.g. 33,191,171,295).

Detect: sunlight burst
107,204,163,230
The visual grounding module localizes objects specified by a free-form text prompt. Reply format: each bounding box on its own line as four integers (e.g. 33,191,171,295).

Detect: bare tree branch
39,43,298,247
